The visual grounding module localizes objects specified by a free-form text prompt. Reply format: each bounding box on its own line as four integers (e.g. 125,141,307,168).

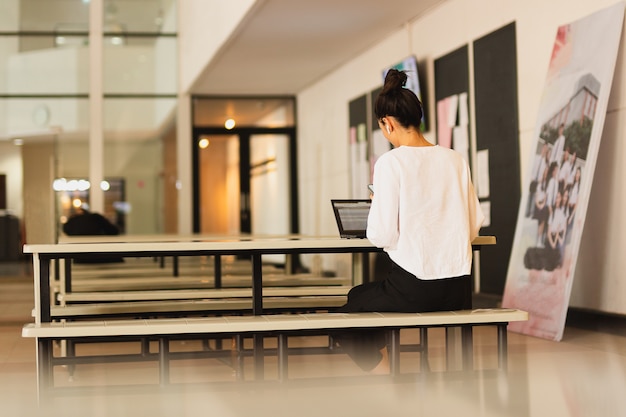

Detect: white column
176,92,193,234
89,0,104,213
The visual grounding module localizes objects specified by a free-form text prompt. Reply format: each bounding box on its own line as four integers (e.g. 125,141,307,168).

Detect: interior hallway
1,260,626,417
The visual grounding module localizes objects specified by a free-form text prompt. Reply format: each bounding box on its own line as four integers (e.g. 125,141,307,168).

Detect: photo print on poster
502,2,626,341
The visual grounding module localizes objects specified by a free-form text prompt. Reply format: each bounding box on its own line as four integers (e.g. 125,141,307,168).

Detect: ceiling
190,0,446,96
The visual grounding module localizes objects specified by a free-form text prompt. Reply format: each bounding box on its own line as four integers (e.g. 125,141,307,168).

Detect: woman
336,69,484,373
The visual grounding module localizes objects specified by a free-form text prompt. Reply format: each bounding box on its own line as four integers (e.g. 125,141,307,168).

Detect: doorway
192,127,298,237
191,96,298,239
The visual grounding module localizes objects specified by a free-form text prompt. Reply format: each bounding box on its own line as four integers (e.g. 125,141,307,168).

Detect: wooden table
26,235,495,323
24,235,495,379
27,236,370,323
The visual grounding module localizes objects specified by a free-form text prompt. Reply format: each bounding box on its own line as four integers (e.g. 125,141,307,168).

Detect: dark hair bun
381,69,407,94
374,68,423,129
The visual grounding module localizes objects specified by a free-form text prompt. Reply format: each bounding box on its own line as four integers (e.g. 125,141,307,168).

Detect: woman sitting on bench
336,69,484,373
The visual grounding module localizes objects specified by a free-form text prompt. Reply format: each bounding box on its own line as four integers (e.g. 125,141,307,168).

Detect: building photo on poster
502,2,625,341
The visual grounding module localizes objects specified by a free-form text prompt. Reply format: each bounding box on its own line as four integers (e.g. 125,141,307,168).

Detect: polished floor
1,260,626,417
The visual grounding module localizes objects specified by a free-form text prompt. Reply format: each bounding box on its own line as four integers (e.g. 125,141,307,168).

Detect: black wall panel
434,45,469,105
473,22,520,294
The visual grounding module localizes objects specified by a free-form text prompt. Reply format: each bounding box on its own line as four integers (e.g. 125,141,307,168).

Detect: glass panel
193,97,295,128
57,133,89,179
53,128,87,236
198,134,240,235
0,37,18,96
250,133,290,234
55,176,125,236
251,134,290,263
0,1,19,31
1,0,178,236
0,97,88,139
103,97,177,235
16,0,89,32
103,36,176,94
101,0,177,34
0,36,89,95
11,0,176,33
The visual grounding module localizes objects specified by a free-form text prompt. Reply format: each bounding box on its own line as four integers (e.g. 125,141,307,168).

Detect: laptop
331,199,371,239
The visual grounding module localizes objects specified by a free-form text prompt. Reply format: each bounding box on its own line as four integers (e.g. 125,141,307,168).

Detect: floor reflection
2,261,625,417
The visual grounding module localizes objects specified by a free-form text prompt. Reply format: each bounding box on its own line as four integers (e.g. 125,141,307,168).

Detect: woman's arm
366,155,400,249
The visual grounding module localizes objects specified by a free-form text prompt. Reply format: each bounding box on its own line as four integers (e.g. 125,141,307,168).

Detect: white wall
297,0,626,314
178,0,257,93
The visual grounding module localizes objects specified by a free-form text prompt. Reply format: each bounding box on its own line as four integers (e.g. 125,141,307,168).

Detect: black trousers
335,257,471,371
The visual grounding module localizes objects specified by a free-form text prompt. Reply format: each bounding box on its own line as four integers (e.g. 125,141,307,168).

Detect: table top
25,235,496,255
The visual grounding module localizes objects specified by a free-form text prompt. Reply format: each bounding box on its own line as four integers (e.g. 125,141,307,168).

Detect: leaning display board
502,2,625,341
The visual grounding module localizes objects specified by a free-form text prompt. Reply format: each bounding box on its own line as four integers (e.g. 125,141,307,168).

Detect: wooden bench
54,274,349,294
48,288,352,381
23,308,528,396
49,295,348,319
51,287,351,319
57,286,351,303
64,258,285,279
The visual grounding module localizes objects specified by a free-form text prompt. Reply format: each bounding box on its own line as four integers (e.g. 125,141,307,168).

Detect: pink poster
502,3,625,341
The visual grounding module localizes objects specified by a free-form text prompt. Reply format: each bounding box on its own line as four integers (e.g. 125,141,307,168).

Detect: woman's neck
398,130,434,147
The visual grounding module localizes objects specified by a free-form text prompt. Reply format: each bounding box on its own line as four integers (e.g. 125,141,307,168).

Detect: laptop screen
331,199,371,238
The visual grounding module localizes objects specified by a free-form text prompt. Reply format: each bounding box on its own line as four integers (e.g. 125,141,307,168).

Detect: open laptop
331,199,371,239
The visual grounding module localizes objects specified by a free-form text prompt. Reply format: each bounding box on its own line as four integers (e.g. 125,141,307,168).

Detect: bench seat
49,296,348,319
25,309,527,337
23,308,528,395
67,262,283,279
56,275,350,292
57,285,352,303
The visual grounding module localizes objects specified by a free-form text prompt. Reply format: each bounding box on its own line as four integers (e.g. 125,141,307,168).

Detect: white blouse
367,145,484,280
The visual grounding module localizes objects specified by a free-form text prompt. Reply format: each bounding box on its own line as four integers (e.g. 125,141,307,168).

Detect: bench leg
173,256,179,277
234,335,244,381
253,334,264,380
445,326,473,371
389,329,400,377
36,338,53,402
214,255,222,288
66,340,76,379
497,323,508,371
445,327,459,370
278,334,288,382
420,328,430,372
461,325,474,371
159,338,170,386
141,338,150,356
203,338,221,351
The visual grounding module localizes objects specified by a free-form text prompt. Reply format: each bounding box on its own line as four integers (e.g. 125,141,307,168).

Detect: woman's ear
382,117,392,134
